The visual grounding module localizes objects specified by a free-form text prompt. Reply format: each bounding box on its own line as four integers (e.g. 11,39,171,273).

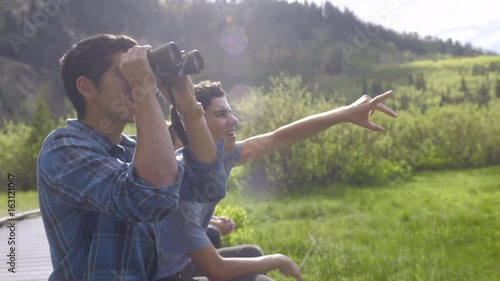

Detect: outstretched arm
188,244,302,281
236,91,397,166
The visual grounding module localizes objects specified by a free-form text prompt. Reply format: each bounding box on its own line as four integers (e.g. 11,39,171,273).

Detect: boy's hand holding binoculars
147,41,204,111
158,76,198,113
119,45,157,97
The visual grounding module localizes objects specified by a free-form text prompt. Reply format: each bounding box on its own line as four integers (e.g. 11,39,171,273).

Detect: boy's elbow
207,269,228,281
157,196,180,220
135,194,180,223
202,260,230,281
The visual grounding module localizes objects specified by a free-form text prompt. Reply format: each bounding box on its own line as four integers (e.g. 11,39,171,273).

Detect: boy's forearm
239,106,349,166
134,91,178,186
272,106,348,148
176,94,218,163
213,255,284,281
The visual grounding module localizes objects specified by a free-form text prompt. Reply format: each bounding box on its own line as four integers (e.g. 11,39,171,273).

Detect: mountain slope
0,0,490,122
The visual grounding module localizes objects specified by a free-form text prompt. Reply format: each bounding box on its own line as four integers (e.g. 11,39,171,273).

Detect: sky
288,0,500,53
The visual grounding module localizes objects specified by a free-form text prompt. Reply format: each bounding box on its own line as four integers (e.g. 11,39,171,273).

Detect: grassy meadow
1,165,498,280
217,165,500,281
0,190,39,218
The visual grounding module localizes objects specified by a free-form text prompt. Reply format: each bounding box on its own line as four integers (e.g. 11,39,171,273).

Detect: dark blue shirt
157,143,242,279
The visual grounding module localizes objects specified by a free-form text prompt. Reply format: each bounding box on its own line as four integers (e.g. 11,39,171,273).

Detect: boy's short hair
59,34,137,119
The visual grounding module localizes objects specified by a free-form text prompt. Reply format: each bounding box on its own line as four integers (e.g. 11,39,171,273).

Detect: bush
214,204,254,246
230,75,500,191
0,97,61,191
0,120,31,190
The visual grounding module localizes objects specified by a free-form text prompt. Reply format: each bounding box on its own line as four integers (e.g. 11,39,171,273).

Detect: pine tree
477,83,490,108
460,76,475,102
439,94,449,107
415,73,426,90
459,77,469,94
400,94,409,111
20,96,57,190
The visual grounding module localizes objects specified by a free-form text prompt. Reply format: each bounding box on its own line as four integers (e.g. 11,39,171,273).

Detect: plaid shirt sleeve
37,131,183,223
178,141,228,203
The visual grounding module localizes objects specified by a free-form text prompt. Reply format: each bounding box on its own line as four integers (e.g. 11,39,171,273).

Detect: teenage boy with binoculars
37,34,225,280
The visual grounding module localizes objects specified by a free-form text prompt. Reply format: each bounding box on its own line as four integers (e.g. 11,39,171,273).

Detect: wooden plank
0,215,52,281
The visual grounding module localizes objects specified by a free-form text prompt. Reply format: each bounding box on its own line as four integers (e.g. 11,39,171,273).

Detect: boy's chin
223,137,237,150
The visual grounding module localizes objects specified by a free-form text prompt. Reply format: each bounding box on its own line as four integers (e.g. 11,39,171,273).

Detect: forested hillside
0,0,488,123
1,0,499,191
230,56,500,191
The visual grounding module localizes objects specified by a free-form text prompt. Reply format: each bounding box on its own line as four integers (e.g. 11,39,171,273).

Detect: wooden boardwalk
0,212,52,281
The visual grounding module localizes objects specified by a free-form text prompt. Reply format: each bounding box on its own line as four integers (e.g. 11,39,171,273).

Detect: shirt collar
66,119,135,152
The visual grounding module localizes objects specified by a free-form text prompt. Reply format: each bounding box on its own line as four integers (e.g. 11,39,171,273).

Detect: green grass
0,190,39,217
2,166,499,280
219,166,500,281
123,123,137,135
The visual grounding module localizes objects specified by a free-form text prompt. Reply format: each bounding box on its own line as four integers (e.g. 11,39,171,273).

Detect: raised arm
237,91,397,166
119,45,179,187
160,77,218,164
37,134,183,223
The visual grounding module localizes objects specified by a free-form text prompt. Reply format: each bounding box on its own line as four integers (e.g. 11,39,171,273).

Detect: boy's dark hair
170,80,227,146
59,34,137,119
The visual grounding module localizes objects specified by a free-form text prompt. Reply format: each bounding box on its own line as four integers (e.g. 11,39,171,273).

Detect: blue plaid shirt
37,120,224,281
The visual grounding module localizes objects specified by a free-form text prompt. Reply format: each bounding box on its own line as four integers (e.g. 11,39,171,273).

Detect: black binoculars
147,42,204,79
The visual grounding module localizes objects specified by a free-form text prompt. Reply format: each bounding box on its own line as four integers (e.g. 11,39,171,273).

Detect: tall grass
219,166,500,281
3,166,498,280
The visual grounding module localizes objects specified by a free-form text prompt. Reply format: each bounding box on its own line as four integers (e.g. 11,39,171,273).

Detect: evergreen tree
477,83,490,108
415,73,426,90
440,94,449,107
459,77,469,94
420,103,428,114
400,94,409,110
19,96,57,190
459,76,475,102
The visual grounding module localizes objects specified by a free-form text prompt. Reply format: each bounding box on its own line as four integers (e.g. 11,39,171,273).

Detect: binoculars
147,42,204,79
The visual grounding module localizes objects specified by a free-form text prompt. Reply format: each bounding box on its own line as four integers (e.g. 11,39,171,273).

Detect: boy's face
204,97,239,149
92,52,136,124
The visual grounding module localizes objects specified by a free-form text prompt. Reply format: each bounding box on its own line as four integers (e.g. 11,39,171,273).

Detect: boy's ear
76,76,98,99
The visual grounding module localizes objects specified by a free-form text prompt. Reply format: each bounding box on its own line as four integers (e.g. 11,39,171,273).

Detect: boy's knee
239,244,264,257
206,226,221,240
206,226,222,248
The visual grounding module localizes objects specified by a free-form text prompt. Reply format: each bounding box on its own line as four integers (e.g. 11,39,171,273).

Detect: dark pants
206,225,222,249
157,245,273,281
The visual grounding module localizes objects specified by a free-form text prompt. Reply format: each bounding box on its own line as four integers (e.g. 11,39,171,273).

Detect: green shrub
214,204,254,246
0,120,30,190
0,97,61,191
230,75,500,191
